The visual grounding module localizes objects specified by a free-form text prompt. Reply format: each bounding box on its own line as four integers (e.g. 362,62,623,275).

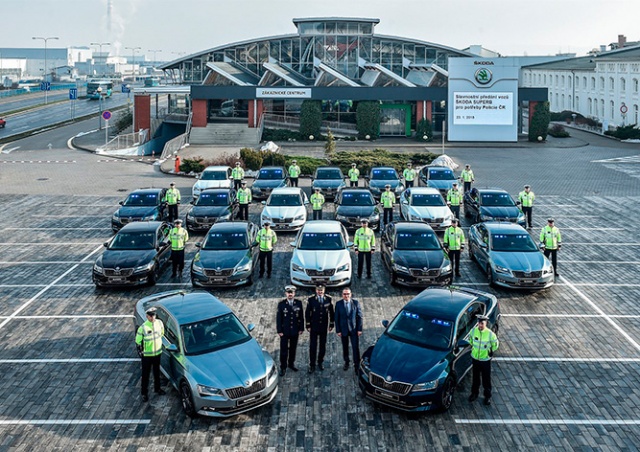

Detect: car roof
476,188,510,194
144,291,232,324
271,187,302,195
393,221,436,233
300,220,343,233
426,166,453,170
371,166,397,171
128,188,164,195
341,188,372,195
259,166,286,171
481,222,528,233
119,221,165,232
202,166,231,171
404,288,479,320
406,187,441,195
207,221,251,233
200,188,233,194
315,166,342,171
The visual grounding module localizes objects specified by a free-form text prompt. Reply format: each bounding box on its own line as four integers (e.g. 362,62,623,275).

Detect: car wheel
389,269,397,286
487,266,495,287
438,377,455,412
180,382,197,418
491,323,499,336
246,272,254,286
469,244,476,262
148,266,159,286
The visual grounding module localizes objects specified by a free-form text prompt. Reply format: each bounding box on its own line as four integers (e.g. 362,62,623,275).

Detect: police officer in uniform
540,218,562,277
310,187,325,221
135,307,166,402
276,285,305,376
231,162,245,191
169,219,189,278
163,182,181,222
354,219,375,279
459,164,475,193
256,221,277,278
518,184,535,230
348,163,360,187
447,182,462,221
403,162,416,188
288,160,301,187
380,184,396,229
236,180,252,221
305,285,334,373
468,314,499,406
443,218,465,278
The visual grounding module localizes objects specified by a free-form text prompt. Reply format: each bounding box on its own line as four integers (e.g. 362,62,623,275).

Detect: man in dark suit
305,285,335,373
334,287,363,373
276,285,305,377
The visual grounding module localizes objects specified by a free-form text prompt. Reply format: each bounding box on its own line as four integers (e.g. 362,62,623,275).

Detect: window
634,79,639,93
591,77,596,89
588,98,592,115
561,75,565,87
610,101,615,119
634,105,639,126
601,99,605,117
583,76,587,89
621,78,626,92
600,77,605,90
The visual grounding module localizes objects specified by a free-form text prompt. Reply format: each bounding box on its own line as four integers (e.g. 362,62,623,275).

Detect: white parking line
4,227,111,230
0,315,134,319
52,204,116,207
560,261,640,264
455,419,640,426
558,227,620,231
0,419,150,426
0,243,104,246
561,243,640,246
0,358,137,363
495,357,640,363
0,261,94,265
502,314,640,318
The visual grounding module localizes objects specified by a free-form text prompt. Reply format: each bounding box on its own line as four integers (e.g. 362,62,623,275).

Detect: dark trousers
171,249,185,275
357,251,372,277
463,181,472,193
471,358,492,399
280,334,299,369
350,180,358,187
544,248,558,274
383,207,393,226
259,250,273,276
233,179,242,190
309,330,328,366
312,209,323,220
522,206,533,228
238,203,249,221
340,333,360,367
168,204,179,222
448,249,461,276
405,180,414,188
290,177,299,187
450,205,460,221
141,354,161,396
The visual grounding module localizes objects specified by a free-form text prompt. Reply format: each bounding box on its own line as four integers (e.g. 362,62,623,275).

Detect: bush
547,124,570,138
529,101,550,142
240,147,263,170
356,101,381,139
330,149,438,175
180,156,205,173
604,124,640,140
324,128,336,159
415,118,433,142
262,151,286,167
262,128,305,142
299,100,322,138
114,110,133,133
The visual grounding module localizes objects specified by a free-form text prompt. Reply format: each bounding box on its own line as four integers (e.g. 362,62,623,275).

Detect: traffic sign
102,111,112,121
620,104,628,114
121,84,131,94
69,88,78,100
40,82,51,91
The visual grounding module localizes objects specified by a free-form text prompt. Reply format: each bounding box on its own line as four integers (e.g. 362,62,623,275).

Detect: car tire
148,266,159,286
438,376,455,412
180,382,197,418
469,244,476,262
487,266,496,287
389,269,397,286
246,273,254,286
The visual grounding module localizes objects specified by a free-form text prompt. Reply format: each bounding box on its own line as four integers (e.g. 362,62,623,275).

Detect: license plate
312,277,329,283
375,389,399,401
209,277,226,282
108,277,125,282
237,395,260,405
518,279,536,285
417,277,434,283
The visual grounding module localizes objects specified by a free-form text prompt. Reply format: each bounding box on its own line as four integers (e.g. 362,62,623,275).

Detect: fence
96,129,148,154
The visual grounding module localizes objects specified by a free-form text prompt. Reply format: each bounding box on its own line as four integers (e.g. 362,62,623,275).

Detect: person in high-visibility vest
236,180,252,221
354,219,375,279
403,162,416,188
163,182,181,222
169,219,189,278
459,164,475,193
288,160,301,187
468,314,499,406
348,163,360,188
135,307,166,402
443,218,465,278
518,184,535,230
256,221,277,278
380,184,396,228
540,218,561,277
310,188,325,221
231,161,245,191
447,182,463,221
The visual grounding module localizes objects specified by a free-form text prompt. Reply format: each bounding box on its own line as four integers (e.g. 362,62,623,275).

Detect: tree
356,101,381,139
528,101,550,142
324,128,336,159
299,100,322,139
415,118,433,142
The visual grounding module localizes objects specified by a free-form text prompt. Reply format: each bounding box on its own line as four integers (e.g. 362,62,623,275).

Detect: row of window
526,72,640,93
550,92,639,123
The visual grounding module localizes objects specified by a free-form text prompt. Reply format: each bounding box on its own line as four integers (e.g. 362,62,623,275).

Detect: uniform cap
361,218,369,224
174,219,182,224
264,221,271,226
451,218,459,224
351,163,356,166
146,307,157,316
241,180,247,185
407,162,412,166
169,182,175,186
315,284,326,291
292,160,297,163
315,187,321,191
465,164,470,168
284,285,296,293
477,314,489,321
452,182,458,186
524,184,530,189
547,218,555,223
385,184,391,188
235,162,241,165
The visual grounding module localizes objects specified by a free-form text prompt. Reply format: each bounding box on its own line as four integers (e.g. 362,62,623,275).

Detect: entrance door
380,105,411,136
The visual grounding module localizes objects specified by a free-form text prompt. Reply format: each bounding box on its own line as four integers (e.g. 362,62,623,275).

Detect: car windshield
371,169,398,180
411,194,445,206
298,232,345,250
200,170,228,181
109,231,156,250
123,193,158,206
202,232,248,250
491,233,539,252
258,169,284,180
316,169,343,180
428,168,455,180
386,310,453,350
480,193,515,206
196,192,229,206
395,231,441,250
340,192,374,206
181,313,251,355
268,194,302,206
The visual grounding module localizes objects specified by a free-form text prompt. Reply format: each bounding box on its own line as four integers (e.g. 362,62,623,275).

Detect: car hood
408,205,451,219
292,249,350,270
369,334,448,384
186,339,268,388
426,180,456,191
392,250,446,269
263,205,305,219
252,179,286,189
198,249,249,269
190,206,231,217
480,206,520,220
312,180,345,189
336,205,376,217
115,206,158,218
490,251,548,272
370,180,401,189
99,249,156,268
194,180,231,191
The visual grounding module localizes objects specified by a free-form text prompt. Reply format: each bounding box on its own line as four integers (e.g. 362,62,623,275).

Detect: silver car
133,290,279,417
399,187,454,231
261,186,309,230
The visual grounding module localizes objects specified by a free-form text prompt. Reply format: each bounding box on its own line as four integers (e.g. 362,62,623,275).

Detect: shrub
324,128,336,159
262,128,305,142
262,151,286,167
180,156,205,173
356,101,381,139
299,100,322,138
330,149,438,175
415,118,433,142
528,101,550,142
240,147,263,170
604,124,640,140
547,124,570,138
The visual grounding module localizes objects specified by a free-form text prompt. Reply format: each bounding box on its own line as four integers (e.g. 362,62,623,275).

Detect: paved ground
1,128,640,451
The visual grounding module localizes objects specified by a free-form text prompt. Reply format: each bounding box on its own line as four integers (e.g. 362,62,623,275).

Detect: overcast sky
4,0,639,60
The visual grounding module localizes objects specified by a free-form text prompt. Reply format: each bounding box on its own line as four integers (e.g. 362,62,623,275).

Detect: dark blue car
111,188,168,232
358,287,500,413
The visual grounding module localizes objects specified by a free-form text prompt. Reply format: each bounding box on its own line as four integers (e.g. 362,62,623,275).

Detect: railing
185,111,193,143
160,132,189,160
0,83,86,99
96,129,148,154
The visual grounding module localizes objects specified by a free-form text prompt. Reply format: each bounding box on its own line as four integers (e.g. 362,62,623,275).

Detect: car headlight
336,214,347,221
292,263,304,272
394,186,403,193
197,384,223,397
370,186,380,193
517,212,525,222
267,363,277,382
234,260,252,274
134,262,154,273
412,379,439,392
141,215,156,221
193,187,201,195
192,255,203,272
441,263,452,273
294,214,305,221
219,213,232,221
494,265,511,275
337,263,349,273
369,213,380,222
408,214,420,221
360,356,371,374
392,263,409,273
93,263,103,274
111,214,120,221
261,216,272,224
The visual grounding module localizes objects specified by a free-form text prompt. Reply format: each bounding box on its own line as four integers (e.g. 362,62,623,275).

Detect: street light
97,86,105,130
125,46,142,79
148,49,162,65
32,36,59,104
90,42,110,76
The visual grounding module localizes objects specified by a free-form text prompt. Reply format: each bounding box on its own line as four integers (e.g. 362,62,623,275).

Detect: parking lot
2,129,640,451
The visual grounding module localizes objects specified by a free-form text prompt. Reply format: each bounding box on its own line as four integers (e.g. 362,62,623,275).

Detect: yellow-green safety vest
169,227,189,250
354,227,375,252
447,188,462,206
135,319,165,357
470,326,498,361
256,228,277,251
348,168,360,182
443,226,464,250
289,165,301,178
164,187,180,205
237,187,252,204
519,190,535,207
403,168,416,182
540,225,561,249
460,169,474,182
310,193,325,210
231,167,245,180
381,191,395,209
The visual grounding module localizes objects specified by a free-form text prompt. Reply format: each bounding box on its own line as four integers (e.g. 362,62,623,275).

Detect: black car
419,166,458,195
334,189,381,231
358,287,500,413
250,166,289,200
185,188,238,232
93,221,172,287
111,188,168,232
381,222,452,287
365,166,404,200
191,221,260,287
311,166,347,199
463,188,526,226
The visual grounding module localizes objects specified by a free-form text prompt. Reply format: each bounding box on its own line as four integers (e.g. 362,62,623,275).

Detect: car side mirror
119,201,125,206
247,323,256,332
261,201,266,205
346,241,354,248
165,343,178,353
454,339,470,354
103,242,109,247
364,176,370,181
189,200,194,205
479,242,488,249
195,242,202,248
516,201,521,206
381,320,389,328
289,241,296,247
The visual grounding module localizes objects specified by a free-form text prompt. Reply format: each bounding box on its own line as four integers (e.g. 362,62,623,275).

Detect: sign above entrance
256,88,311,99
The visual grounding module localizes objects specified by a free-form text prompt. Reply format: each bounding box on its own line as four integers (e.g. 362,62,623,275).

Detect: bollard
175,155,181,173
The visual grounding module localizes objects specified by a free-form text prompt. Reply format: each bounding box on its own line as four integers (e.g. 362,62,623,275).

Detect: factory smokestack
107,0,112,35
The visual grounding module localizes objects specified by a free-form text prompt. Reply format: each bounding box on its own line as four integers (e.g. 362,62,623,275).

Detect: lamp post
125,46,141,79
148,49,162,66
32,36,59,104
90,42,110,76
97,86,104,130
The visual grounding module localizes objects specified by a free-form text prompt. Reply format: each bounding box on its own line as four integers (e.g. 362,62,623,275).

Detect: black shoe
555,273,559,277
155,389,166,395
343,362,350,371
279,367,286,377
484,397,492,406
288,365,299,372
308,366,315,374
455,273,461,277
267,274,271,279
468,394,478,402
142,394,149,402
317,363,324,371
357,274,362,279
259,274,264,279
171,274,176,278
367,274,372,279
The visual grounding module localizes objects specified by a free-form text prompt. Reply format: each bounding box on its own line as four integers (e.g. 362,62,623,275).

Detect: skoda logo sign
474,68,492,85
386,375,392,382
245,379,252,388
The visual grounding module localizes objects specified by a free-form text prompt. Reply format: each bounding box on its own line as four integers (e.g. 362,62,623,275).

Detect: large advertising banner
453,92,514,125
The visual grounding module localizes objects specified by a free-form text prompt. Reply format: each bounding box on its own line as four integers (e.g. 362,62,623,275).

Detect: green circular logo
475,68,492,85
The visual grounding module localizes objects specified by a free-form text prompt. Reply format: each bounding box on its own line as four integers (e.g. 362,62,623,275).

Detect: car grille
410,268,440,277
273,218,294,224
194,217,216,225
226,377,266,400
512,270,542,279
203,268,234,277
422,218,443,225
370,373,412,396
306,269,336,277
104,268,134,277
